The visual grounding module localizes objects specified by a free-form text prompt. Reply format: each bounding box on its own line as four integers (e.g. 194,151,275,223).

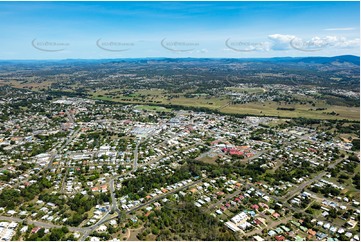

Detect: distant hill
295,55,360,65
0,55,359,66
114,55,361,66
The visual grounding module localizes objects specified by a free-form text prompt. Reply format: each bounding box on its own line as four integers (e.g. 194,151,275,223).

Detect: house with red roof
259,202,268,208
251,204,259,210
307,229,316,237
254,219,262,226
221,147,244,156
275,235,285,241
31,227,41,234
308,148,317,153
229,148,244,156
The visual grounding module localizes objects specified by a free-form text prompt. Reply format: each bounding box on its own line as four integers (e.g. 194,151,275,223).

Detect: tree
61,226,69,234
329,208,337,219
49,228,63,241
37,228,45,238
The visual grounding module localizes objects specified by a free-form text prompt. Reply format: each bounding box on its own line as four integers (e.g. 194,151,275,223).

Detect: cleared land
222,102,360,120
134,105,172,112
92,93,359,120
1,80,359,120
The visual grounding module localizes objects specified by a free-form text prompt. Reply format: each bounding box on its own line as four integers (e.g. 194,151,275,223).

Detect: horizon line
0,54,359,62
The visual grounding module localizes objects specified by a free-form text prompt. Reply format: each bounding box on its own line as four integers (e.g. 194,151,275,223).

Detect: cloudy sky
0,1,359,59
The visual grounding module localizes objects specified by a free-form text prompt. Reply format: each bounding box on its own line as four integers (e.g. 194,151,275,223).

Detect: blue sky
0,1,359,59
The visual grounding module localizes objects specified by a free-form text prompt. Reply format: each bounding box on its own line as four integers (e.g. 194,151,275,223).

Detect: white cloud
268,34,359,52
324,27,355,31
330,37,360,48
223,34,359,54
268,34,296,50
298,36,359,49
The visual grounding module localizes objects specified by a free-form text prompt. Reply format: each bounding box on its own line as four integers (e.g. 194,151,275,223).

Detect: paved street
281,156,346,201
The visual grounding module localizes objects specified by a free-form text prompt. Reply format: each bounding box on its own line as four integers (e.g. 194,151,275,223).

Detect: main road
46,109,81,170
281,156,347,201
132,139,141,172
0,216,89,233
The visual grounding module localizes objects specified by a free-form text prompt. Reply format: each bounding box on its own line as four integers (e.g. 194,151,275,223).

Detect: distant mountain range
288,55,360,65
0,55,359,66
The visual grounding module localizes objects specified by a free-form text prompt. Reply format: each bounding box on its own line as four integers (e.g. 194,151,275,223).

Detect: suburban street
132,140,141,172
281,156,346,200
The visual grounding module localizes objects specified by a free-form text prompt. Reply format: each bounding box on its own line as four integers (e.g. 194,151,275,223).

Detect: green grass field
90,87,360,120
91,92,359,121
221,102,359,120
135,105,172,112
